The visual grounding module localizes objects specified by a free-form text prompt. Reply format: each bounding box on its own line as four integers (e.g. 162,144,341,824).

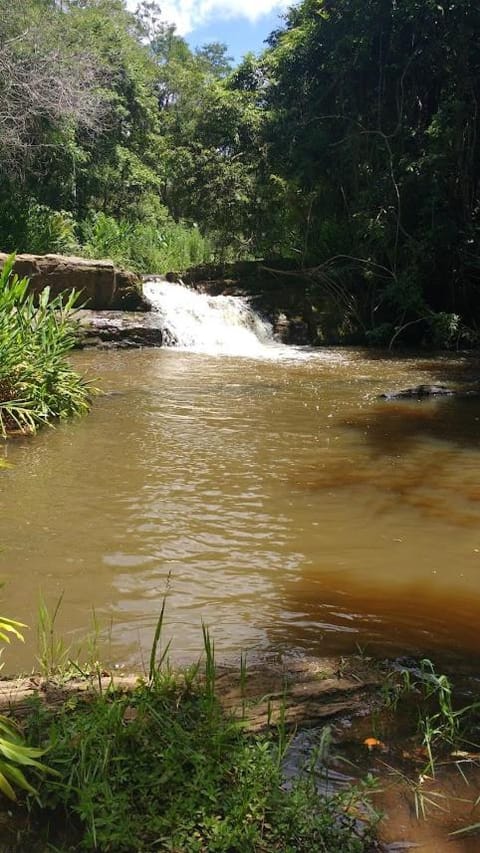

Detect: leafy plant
0,613,52,800
0,253,92,437
0,614,24,648
0,716,50,801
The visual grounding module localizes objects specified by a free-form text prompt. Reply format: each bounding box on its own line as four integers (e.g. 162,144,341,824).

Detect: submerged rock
380,383,480,400
74,310,163,348
380,384,455,400
0,252,149,311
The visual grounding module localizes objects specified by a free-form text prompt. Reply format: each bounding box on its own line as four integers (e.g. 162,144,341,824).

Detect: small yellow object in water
363,737,383,750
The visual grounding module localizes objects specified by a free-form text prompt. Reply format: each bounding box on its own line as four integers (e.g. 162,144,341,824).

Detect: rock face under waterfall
0,252,149,311
178,261,346,345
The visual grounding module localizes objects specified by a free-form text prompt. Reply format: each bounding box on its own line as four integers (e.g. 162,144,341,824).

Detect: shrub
80,212,213,273
24,202,79,255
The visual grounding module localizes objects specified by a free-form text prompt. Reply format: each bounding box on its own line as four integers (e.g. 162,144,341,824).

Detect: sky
126,1,292,63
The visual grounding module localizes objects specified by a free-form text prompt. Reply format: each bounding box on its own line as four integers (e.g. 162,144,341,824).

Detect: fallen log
0,656,382,733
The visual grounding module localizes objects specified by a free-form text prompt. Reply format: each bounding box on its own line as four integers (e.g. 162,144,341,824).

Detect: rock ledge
0,252,149,311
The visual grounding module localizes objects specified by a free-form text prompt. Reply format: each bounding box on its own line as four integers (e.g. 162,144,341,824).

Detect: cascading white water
142,278,346,362
143,278,295,359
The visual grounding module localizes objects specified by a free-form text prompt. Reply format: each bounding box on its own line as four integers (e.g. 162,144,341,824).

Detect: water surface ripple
1,347,480,671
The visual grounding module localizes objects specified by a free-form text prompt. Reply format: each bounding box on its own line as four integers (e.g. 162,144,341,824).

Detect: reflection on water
293,443,480,527
270,568,480,660
343,396,480,452
0,347,479,672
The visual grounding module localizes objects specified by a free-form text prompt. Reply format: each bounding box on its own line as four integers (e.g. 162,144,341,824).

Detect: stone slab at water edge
74,310,163,349
0,252,150,311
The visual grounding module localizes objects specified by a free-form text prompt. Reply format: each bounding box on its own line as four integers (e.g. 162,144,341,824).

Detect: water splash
143,278,341,362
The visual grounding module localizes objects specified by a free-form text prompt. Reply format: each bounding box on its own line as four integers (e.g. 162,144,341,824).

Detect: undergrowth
23,674,375,852
15,613,376,851
80,212,214,274
2,199,238,275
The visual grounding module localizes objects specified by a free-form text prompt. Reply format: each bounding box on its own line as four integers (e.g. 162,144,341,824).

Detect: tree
195,42,234,79
257,0,480,341
0,0,105,172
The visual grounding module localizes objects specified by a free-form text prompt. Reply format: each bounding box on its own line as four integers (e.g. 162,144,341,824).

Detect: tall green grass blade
148,597,172,684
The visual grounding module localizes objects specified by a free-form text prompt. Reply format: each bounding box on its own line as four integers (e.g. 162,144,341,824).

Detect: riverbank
0,654,382,733
2,649,480,852
0,652,382,852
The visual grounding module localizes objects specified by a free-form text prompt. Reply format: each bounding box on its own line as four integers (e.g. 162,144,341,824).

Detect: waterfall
143,278,290,359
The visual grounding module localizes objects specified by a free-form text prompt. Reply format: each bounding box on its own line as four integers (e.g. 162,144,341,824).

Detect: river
1,283,480,674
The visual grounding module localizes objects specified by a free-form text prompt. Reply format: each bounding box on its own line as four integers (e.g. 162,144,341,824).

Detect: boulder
273,312,311,345
74,310,163,349
0,252,150,311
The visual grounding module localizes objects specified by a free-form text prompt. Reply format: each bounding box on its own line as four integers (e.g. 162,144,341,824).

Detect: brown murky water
1,347,480,673
288,720,480,853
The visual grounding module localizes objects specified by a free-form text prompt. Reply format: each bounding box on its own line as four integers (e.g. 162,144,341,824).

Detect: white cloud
126,0,289,36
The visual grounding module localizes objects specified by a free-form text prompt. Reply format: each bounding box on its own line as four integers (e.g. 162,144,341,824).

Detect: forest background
1,0,479,347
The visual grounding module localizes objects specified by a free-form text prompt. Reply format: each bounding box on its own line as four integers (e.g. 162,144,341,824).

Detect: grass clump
0,254,91,436
24,676,375,852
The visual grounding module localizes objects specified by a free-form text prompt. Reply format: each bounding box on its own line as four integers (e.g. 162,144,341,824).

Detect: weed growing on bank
23,674,376,852
384,659,480,775
16,617,377,851
0,255,92,436
377,659,480,824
